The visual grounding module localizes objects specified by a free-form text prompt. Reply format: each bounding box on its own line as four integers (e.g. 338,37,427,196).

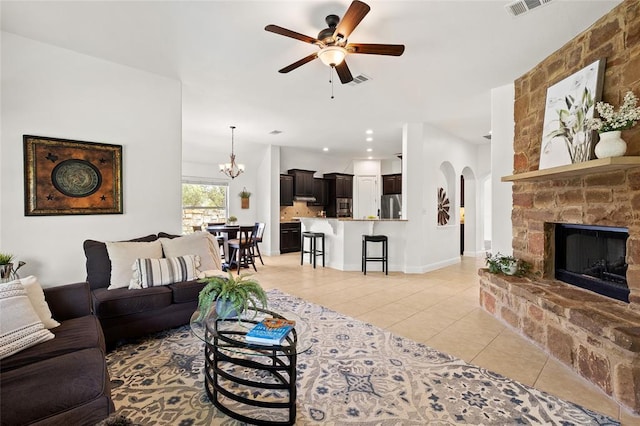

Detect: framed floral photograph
23,135,123,216
539,59,606,169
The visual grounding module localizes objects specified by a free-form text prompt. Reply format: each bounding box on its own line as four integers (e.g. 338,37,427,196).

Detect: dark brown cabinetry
323,173,354,217
309,178,328,207
280,222,301,253
287,169,315,199
382,173,402,195
280,174,293,206
324,173,353,198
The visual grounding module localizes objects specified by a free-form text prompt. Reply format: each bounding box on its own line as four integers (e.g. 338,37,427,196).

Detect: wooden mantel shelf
501,156,640,182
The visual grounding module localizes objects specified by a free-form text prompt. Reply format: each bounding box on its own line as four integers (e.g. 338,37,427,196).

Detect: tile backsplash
280,202,324,221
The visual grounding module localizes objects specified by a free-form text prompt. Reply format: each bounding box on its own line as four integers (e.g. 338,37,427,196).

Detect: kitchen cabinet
287,169,315,198
280,174,293,206
309,178,328,207
280,222,301,253
382,173,402,195
324,173,353,198
323,173,354,217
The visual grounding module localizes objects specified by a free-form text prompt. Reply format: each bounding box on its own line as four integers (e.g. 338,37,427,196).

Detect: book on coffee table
245,318,295,345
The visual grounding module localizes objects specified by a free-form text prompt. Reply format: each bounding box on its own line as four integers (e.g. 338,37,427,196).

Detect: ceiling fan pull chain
330,67,335,99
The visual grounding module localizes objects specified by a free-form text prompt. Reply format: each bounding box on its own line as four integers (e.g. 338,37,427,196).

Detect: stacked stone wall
511,1,640,305
481,0,640,413
479,270,640,412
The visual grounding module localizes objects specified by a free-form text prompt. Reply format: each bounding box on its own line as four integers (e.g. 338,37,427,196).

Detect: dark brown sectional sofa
84,233,207,349
0,282,114,425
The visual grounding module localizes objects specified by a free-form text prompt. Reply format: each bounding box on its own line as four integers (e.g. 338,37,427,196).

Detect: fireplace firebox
554,223,629,303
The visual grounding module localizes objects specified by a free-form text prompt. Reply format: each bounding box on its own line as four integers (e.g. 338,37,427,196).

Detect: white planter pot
501,262,518,276
595,131,626,159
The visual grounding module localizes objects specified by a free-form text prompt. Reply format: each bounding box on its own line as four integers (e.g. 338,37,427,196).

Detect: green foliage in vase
197,272,267,320
485,252,531,277
0,253,14,265
239,188,251,198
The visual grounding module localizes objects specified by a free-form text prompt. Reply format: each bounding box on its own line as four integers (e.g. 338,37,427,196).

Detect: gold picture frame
23,135,123,216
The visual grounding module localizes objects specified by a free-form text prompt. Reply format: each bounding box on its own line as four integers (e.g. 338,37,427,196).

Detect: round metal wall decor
51,159,102,197
437,187,450,225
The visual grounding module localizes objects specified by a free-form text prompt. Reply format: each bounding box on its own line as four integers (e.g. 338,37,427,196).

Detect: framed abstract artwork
23,135,123,216
539,59,605,170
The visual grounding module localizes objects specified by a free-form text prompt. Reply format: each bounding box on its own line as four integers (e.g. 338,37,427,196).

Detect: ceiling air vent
269,130,283,135
505,0,554,17
348,74,372,86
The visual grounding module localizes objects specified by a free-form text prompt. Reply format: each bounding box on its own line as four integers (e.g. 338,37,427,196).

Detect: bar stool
301,232,325,268
362,235,388,275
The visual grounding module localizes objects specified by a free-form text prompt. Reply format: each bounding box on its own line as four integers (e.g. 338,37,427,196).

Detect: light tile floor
254,253,639,423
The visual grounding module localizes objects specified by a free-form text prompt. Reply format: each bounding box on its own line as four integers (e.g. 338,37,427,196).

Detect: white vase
501,262,518,276
595,131,626,158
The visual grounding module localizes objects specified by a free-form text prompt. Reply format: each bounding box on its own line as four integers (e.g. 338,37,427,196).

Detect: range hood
294,196,316,202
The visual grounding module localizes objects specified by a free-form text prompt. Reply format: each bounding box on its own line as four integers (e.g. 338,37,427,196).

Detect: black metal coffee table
190,307,311,425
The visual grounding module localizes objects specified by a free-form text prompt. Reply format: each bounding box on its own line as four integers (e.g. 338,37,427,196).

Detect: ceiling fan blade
265,24,319,45
346,43,405,56
335,61,353,84
333,0,370,41
279,52,319,73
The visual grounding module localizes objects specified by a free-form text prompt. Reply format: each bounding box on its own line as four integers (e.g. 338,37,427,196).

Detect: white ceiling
1,0,621,163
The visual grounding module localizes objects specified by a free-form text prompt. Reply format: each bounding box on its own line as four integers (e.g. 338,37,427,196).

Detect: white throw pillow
19,276,60,329
106,240,163,289
129,255,201,289
0,281,55,360
160,232,222,272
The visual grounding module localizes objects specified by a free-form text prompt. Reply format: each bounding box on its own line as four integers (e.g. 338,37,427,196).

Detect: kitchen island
298,218,407,272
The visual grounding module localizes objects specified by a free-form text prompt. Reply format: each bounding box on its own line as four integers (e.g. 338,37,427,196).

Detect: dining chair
252,222,266,265
226,225,257,275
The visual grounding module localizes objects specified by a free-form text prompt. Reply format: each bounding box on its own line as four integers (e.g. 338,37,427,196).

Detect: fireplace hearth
554,223,629,303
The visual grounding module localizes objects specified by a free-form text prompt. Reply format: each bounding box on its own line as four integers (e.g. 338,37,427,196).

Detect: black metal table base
203,328,298,425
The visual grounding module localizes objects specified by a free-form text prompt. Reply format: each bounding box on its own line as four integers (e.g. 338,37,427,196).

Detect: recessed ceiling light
366,137,373,142
366,148,372,152
323,147,329,152
366,129,373,135
368,156,373,160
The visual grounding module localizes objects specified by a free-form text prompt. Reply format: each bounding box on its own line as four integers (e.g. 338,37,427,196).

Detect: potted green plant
485,252,530,277
197,272,268,320
239,187,251,209
0,253,14,283
227,215,238,225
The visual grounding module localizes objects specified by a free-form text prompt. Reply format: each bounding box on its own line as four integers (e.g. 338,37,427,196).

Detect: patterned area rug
106,290,619,425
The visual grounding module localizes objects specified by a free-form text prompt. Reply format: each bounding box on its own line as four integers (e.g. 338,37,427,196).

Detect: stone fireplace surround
479,170,640,413
479,0,640,414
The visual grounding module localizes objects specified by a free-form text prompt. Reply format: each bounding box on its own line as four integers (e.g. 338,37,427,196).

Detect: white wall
280,147,354,176
490,83,515,255
1,33,182,286
380,158,402,175
256,145,281,256
415,124,488,271
183,138,268,227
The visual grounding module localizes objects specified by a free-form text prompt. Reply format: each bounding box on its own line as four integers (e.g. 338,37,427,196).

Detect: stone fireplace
479,1,640,414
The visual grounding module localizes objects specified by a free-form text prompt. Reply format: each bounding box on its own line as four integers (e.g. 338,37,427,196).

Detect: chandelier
219,125,245,179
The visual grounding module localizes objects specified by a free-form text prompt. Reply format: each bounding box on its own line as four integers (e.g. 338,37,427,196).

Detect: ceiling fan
265,0,405,84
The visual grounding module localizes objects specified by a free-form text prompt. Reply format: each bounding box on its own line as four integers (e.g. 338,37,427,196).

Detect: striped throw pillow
130,255,200,289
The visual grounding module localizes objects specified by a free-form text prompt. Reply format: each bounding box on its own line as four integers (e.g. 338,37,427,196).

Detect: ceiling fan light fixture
318,46,347,67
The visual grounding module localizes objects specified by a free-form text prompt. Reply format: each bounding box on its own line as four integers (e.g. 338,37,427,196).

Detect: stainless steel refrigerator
380,194,401,219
